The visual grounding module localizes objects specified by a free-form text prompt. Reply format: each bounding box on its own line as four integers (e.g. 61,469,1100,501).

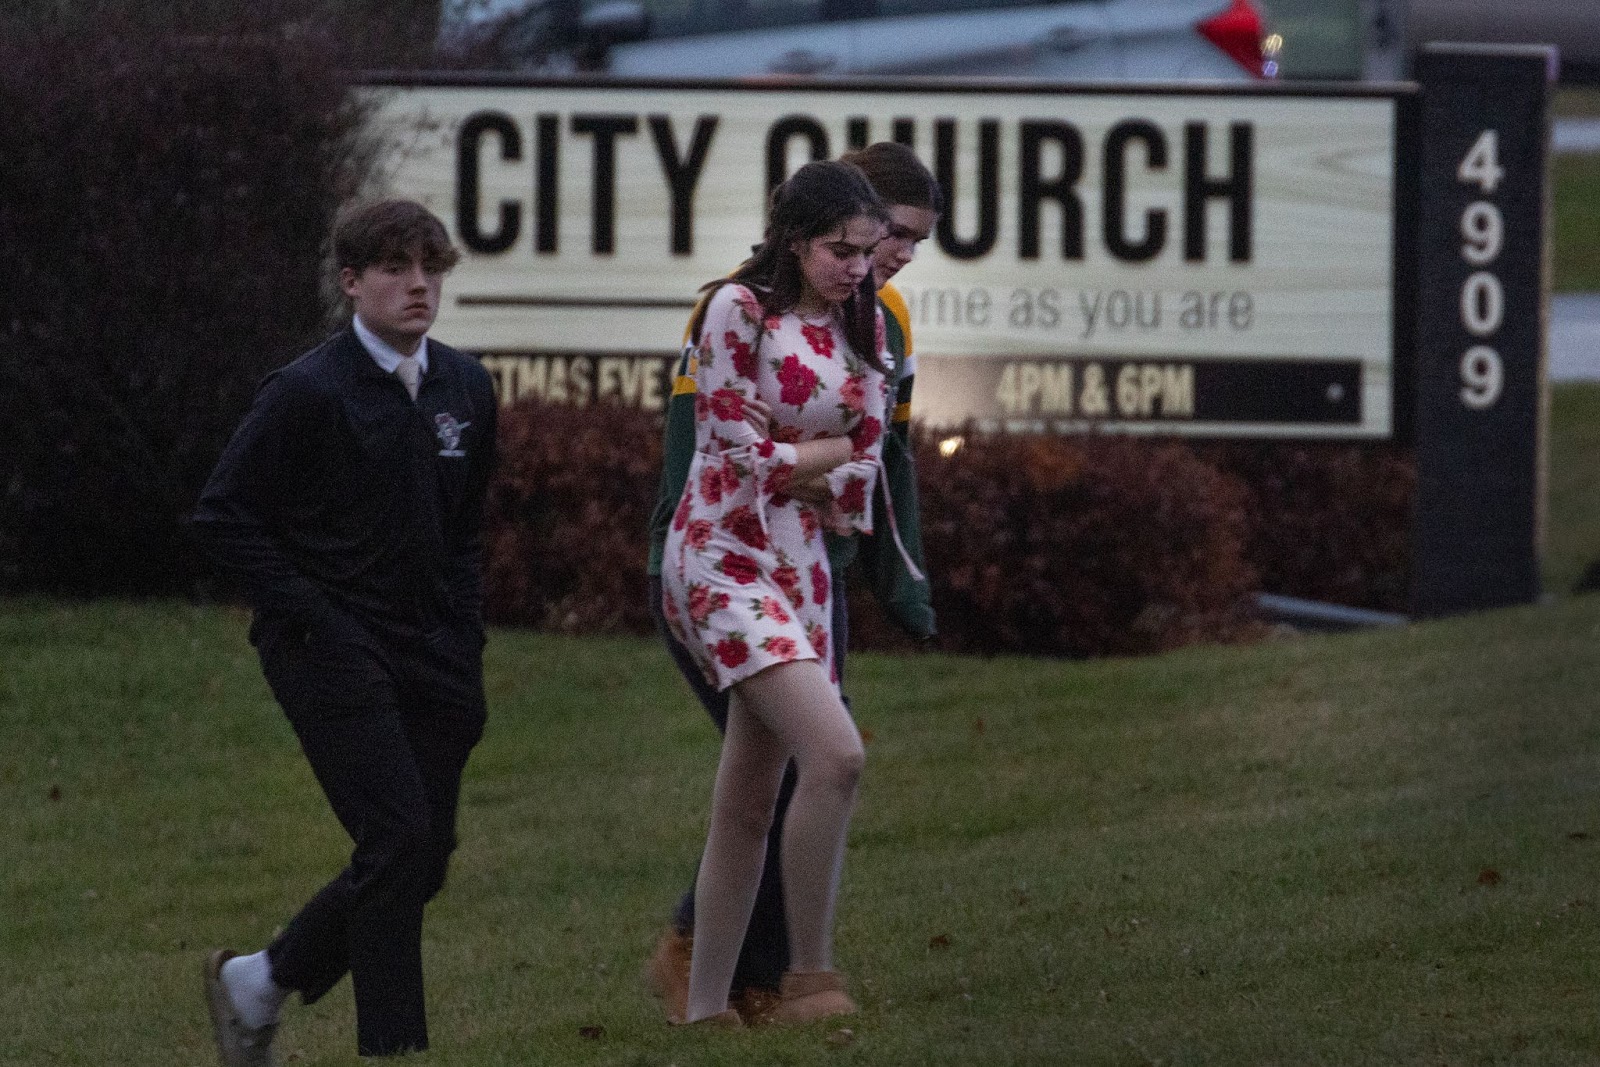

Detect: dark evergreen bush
0,13,375,594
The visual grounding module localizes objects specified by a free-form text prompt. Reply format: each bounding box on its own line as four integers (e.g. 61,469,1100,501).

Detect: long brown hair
697,160,890,372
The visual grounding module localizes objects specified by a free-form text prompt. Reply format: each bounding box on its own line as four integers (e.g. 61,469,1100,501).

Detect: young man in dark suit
193,199,497,1062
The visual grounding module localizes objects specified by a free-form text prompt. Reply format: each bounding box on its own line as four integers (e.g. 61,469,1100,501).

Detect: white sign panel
361,78,1402,438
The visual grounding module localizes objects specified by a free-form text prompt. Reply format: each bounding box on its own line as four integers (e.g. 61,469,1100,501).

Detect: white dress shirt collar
353,314,429,375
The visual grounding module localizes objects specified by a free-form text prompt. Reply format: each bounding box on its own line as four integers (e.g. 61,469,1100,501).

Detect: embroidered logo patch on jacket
435,413,470,457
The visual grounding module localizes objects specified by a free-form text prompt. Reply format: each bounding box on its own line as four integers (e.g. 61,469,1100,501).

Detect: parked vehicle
440,0,1273,81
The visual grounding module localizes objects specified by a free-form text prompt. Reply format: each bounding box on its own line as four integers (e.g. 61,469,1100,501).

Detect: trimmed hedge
486,398,664,635
482,402,1414,656
860,428,1263,657
1199,442,1414,613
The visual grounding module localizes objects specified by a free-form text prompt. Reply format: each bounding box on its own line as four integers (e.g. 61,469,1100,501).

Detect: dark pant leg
257,625,482,1056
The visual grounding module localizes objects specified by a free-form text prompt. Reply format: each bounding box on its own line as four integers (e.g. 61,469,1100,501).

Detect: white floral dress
661,283,889,692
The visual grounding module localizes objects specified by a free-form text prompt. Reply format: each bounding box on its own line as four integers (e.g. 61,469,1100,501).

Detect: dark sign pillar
1410,44,1552,617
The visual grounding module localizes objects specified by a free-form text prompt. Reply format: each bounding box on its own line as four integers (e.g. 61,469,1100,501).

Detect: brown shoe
643,930,693,1024
731,985,782,1024
758,970,858,1025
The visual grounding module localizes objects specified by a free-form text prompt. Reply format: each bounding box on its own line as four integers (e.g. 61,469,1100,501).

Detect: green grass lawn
1553,154,1600,292
4,582,1600,1065
1550,87,1599,291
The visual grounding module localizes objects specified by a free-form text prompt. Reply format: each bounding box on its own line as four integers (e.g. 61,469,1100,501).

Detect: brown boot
731,985,782,1024
644,930,692,1024
758,970,858,1025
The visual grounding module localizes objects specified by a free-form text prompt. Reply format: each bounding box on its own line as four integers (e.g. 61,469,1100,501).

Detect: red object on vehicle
1197,0,1267,78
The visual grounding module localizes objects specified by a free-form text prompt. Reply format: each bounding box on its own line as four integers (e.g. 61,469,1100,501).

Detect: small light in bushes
938,435,964,458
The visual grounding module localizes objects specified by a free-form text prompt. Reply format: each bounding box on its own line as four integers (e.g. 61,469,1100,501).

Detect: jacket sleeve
858,296,936,638
190,370,345,635
647,341,702,576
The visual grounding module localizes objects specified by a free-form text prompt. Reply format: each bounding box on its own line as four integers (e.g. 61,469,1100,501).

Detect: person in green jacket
644,141,942,1022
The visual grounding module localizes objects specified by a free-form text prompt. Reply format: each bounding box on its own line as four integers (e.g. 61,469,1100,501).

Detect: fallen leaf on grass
928,933,951,949
973,717,985,735
1477,868,1502,887
826,1028,855,1046
859,728,875,744
578,1025,604,1040
47,785,61,802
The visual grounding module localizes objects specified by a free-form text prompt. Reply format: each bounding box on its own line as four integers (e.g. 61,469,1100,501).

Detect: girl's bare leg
683,689,787,1022
734,660,864,974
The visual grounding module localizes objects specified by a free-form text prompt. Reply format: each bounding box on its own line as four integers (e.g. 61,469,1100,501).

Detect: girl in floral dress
660,161,892,1026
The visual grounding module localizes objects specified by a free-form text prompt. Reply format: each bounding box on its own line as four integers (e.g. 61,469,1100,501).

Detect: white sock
220,951,289,1029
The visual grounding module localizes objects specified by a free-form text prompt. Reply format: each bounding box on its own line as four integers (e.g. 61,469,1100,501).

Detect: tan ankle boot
644,930,692,1024
759,970,858,1024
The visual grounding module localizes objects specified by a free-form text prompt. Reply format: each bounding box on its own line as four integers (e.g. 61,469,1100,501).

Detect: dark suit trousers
254,619,485,1056
648,574,850,993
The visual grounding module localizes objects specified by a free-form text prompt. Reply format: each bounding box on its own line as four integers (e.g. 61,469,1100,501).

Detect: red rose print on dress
721,459,743,497
718,551,760,585
810,561,829,607
773,563,803,607
687,583,730,626
685,519,714,551
850,415,882,453
726,332,758,380
720,505,767,551
699,465,724,505
734,287,764,325
806,621,829,660
715,634,750,668
761,634,800,661
801,322,835,358
672,495,692,531
773,424,801,444
752,596,791,624
695,394,710,420
798,507,819,542
837,374,866,413
776,355,820,408
762,463,793,499
756,438,775,459
837,475,867,516
709,388,745,422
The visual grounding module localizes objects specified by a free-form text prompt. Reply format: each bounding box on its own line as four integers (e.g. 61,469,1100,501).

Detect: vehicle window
877,0,1093,19
643,0,1092,39
645,0,823,38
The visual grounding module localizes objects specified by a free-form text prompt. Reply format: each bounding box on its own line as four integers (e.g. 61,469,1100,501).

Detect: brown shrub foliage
1198,442,1414,612
485,397,664,634
901,428,1262,657
484,407,1414,656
